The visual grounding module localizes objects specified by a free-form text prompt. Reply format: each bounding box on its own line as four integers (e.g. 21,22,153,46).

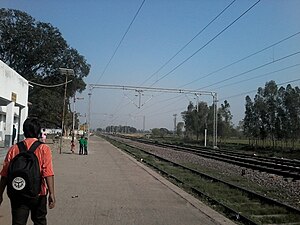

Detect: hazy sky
2,0,300,131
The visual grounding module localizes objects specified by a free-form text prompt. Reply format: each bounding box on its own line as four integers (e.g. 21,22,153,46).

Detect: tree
263,81,278,147
151,128,161,137
284,84,300,148
218,100,233,139
275,86,287,145
176,122,184,137
151,128,170,138
0,9,90,128
196,102,209,140
181,102,194,139
182,100,219,142
254,87,268,142
243,80,300,149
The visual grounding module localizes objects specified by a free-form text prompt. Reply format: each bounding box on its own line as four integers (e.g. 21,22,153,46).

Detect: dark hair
23,118,41,138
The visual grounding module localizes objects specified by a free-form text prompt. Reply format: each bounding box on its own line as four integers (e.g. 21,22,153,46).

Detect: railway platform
0,136,236,225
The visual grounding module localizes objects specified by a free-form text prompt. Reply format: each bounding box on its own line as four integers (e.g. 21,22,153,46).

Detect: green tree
196,102,209,140
218,100,233,140
181,102,194,139
151,128,170,138
243,81,300,149
275,86,287,146
182,101,217,143
284,84,300,148
151,128,161,137
254,87,268,143
176,122,184,137
263,81,278,147
0,9,90,128
243,96,258,145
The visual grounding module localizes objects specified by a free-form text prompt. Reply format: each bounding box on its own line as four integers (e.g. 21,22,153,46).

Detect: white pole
204,128,207,147
72,96,76,141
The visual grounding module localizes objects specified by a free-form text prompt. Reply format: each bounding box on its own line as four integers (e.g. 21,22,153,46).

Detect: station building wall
0,60,28,150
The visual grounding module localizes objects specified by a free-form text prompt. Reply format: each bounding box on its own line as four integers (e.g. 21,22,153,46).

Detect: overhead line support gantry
88,84,218,148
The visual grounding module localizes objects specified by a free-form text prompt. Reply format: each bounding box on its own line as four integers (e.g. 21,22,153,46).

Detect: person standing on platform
83,137,88,155
70,140,75,154
41,128,47,143
78,136,84,155
12,125,16,145
0,118,56,225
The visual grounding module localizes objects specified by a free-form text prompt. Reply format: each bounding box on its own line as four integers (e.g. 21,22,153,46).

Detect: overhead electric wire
139,0,237,86
130,0,259,115
181,30,300,88
134,62,300,118
220,77,300,101
131,30,300,116
96,0,146,84
199,50,300,90
144,106,186,118
127,92,183,118
214,63,300,90
29,80,72,88
149,0,261,87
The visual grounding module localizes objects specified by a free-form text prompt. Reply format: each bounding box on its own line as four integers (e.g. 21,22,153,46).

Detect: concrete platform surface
0,136,236,225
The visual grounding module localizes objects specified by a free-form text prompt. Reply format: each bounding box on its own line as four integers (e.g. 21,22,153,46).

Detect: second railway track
126,136,300,180
103,134,300,225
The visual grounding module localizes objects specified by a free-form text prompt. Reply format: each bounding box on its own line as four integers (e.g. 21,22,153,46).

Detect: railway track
103,134,300,225
123,136,300,180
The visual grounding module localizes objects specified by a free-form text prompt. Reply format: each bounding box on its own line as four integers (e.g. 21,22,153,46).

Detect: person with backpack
0,118,55,225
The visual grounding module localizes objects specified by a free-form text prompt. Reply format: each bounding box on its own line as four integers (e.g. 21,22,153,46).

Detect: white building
0,60,28,148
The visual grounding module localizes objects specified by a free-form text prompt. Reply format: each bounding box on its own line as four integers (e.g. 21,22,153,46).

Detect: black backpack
7,141,42,200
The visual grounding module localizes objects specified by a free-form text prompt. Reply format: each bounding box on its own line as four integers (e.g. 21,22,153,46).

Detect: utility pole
72,96,75,142
195,94,200,112
87,90,92,139
72,96,84,142
213,93,218,148
59,68,74,154
143,115,145,132
173,114,177,135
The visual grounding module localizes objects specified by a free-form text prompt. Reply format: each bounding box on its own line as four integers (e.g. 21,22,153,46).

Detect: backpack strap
28,141,43,153
16,140,42,153
17,141,27,153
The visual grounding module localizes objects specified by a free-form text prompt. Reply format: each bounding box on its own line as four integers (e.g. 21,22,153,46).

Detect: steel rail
106,135,300,225
132,138,300,180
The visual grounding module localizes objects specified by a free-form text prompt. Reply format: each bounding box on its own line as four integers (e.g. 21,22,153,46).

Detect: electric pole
173,114,177,135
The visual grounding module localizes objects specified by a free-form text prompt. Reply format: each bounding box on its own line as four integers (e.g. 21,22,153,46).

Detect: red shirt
0,138,54,196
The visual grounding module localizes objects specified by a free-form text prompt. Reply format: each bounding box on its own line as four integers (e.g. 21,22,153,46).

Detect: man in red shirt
0,118,55,225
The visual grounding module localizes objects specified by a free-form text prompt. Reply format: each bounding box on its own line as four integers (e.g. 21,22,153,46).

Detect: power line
149,0,261,87
220,78,300,101
138,31,300,110
214,63,300,90
181,30,300,88
139,0,237,86
199,50,300,90
148,107,186,118
29,80,72,88
95,0,146,84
